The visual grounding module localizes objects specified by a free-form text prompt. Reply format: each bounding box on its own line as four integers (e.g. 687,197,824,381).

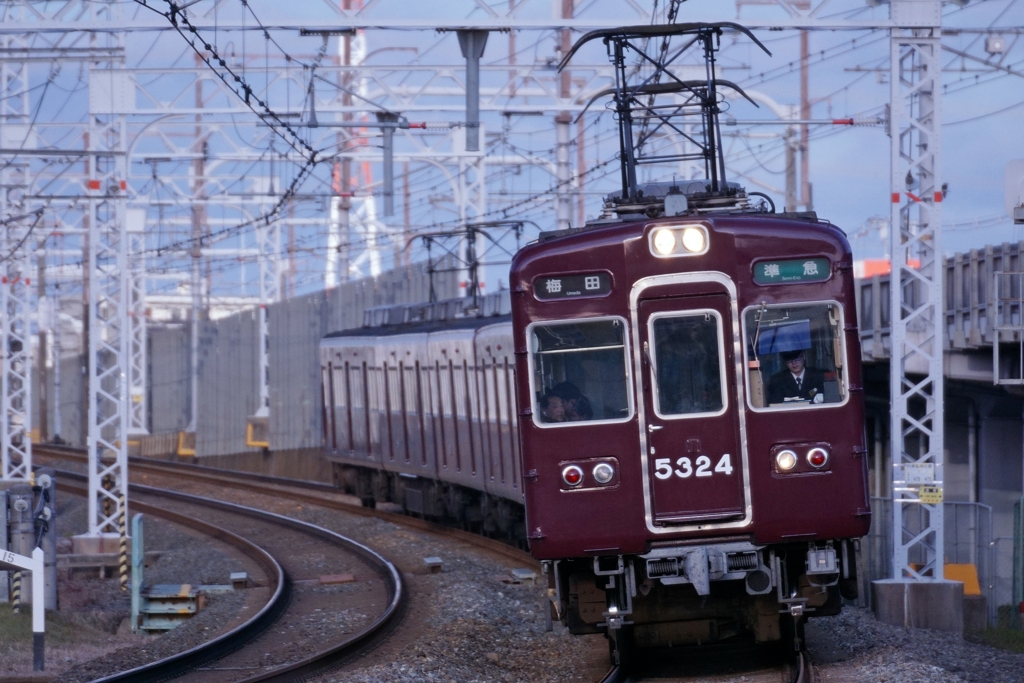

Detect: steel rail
54,467,406,682
36,444,538,571
596,646,814,683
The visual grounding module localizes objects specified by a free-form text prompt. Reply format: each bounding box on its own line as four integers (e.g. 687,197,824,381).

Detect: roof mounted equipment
560,23,771,217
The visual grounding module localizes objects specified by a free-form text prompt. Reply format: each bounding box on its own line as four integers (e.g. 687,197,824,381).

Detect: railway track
36,444,537,570
41,446,819,683
54,467,405,682
597,645,814,683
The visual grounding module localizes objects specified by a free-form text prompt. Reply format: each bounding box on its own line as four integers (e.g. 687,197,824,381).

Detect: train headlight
652,228,676,255
807,447,829,468
775,449,797,472
649,225,708,257
562,465,584,487
681,227,706,252
592,462,615,484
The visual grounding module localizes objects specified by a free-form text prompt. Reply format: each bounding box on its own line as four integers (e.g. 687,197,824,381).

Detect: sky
7,0,1024,297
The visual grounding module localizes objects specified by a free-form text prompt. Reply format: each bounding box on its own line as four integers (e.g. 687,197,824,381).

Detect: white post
0,546,46,670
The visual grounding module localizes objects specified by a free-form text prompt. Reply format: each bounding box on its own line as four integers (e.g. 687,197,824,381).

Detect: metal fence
865,497,999,625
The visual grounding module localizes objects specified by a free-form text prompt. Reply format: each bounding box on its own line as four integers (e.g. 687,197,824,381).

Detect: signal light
562,465,584,487
807,447,829,468
775,449,797,472
593,462,615,484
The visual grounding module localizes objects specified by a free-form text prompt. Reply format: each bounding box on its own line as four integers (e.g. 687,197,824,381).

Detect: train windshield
649,311,726,417
743,302,847,410
529,317,632,426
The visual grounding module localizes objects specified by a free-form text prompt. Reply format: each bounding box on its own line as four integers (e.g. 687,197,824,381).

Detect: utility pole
37,252,48,443
555,0,574,230
799,26,812,211
186,64,207,441
457,28,489,298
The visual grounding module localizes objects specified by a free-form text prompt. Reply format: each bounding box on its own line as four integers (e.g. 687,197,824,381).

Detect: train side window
528,317,632,427
742,302,847,411
649,311,726,418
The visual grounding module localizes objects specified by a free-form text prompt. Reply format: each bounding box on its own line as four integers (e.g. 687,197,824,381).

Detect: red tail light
562,465,584,487
807,447,829,468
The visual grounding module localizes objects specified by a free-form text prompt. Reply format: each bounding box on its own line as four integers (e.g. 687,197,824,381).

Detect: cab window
649,311,725,418
743,302,847,410
529,318,632,427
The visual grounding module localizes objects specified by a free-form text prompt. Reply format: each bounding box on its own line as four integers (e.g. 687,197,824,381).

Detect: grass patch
967,627,1024,653
0,609,124,647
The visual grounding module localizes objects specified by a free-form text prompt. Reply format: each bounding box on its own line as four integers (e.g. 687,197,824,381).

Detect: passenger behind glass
767,350,826,405
570,395,594,421
552,382,593,422
539,392,566,423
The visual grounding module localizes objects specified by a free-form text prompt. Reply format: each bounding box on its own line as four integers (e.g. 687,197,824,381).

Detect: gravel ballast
5,473,1023,683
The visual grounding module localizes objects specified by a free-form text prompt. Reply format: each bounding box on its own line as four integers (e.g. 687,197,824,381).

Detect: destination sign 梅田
534,272,612,300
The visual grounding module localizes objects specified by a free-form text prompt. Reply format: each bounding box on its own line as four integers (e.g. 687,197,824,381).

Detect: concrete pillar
457,30,489,152
872,579,964,634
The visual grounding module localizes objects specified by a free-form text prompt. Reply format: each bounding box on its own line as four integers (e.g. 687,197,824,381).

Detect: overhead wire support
560,22,771,205
887,0,946,586
85,24,132,540
0,26,34,482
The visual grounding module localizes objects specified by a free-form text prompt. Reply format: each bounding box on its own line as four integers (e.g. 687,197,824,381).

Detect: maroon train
320,180,870,658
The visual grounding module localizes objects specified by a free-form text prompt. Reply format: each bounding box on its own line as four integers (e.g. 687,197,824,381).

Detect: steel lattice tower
888,0,945,582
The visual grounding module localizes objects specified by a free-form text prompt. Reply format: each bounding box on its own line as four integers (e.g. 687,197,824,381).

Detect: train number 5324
654,454,733,480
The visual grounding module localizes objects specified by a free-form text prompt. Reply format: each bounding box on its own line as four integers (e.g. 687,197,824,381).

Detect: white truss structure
127,208,148,437
86,42,131,536
888,0,945,581
0,29,33,481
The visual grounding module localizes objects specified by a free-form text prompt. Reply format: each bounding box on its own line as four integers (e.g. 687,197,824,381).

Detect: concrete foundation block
871,579,964,634
71,534,124,556
962,595,988,632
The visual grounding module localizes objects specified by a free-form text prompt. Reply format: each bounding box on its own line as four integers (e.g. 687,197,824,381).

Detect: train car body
509,191,870,652
319,198,870,652
320,315,526,537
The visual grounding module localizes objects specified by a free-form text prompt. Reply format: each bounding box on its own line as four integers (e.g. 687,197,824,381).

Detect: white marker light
775,449,797,472
652,228,676,255
681,227,706,252
593,462,615,484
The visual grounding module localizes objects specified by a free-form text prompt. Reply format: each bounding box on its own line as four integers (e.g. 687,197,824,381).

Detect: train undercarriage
331,462,527,543
547,540,860,664
331,463,860,663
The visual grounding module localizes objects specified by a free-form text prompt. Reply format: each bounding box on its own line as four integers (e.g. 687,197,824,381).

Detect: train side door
638,294,748,526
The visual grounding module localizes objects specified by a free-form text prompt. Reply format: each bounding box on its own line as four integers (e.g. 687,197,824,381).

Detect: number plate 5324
654,454,733,480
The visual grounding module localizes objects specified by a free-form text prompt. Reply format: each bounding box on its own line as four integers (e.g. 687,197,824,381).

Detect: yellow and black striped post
102,475,114,529
12,570,21,614
118,492,128,591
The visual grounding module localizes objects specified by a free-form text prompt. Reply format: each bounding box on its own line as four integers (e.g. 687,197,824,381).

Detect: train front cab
513,218,870,654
